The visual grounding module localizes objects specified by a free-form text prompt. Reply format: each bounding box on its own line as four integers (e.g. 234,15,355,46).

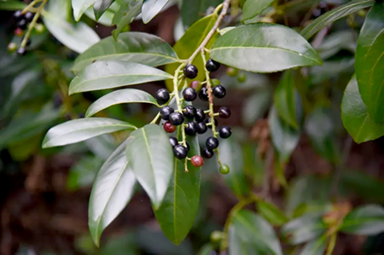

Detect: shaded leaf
242,0,274,22
72,0,98,21
112,0,143,39
67,155,104,191
257,201,288,226
299,235,327,255
142,0,171,24
0,0,26,10
198,244,215,255
94,0,115,20
181,0,221,29
242,89,272,126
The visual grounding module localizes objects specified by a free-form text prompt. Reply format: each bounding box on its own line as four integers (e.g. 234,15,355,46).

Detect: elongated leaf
89,140,136,246
165,14,219,90
69,61,173,94
0,1,26,10
355,3,384,123
230,210,282,255
85,1,119,26
269,106,300,163
341,75,384,143
42,118,136,148
181,0,221,29
72,0,98,21
72,32,178,73
242,0,274,22
112,0,143,39
142,0,170,24
301,0,374,40
299,235,327,255
154,132,201,245
94,0,115,20
340,204,384,235
86,89,159,117
126,124,174,209
257,201,288,226
211,24,322,73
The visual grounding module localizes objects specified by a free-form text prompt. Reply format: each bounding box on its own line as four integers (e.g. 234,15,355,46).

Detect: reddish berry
191,156,204,167
14,28,23,36
190,80,201,90
164,121,176,133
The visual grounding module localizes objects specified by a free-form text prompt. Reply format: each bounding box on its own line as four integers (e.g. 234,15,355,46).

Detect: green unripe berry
211,79,221,86
220,164,230,174
210,231,224,243
226,67,238,77
7,42,17,52
34,23,45,33
237,73,246,83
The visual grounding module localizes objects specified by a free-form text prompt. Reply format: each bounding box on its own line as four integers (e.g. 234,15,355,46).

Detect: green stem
150,112,161,124
173,64,187,147
326,233,337,255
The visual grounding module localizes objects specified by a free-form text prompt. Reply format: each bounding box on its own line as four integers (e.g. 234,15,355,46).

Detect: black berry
196,122,207,134
206,137,219,150
183,105,196,119
199,86,209,101
185,122,198,136
183,64,198,79
164,121,176,133
202,148,214,159
17,47,26,56
24,12,34,22
218,106,231,118
14,10,24,21
169,136,178,147
206,59,221,72
160,106,174,120
169,112,184,126
195,108,206,122
174,144,188,159
156,88,170,105
219,126,232,139
17,19,27,30
213,85,226,99
183,87,197,101
205,118,218,128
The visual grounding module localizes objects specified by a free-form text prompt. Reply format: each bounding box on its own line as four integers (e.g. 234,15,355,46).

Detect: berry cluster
155,59,232,173
12,10,34,55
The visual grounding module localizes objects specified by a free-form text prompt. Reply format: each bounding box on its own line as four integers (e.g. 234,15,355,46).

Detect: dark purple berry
174,144,188,159
206,59,221,72
202,148,214,159
183,87,197,101
16,47,26,56
17,19,27,30
219,126,232,139
185,122,198,136
14,10,24,21
156,88,170,105
183,105,196,119
24,12,34,22
160,106,174,120
196,122,207,134
183,64,198,79
199,86,209,101
218,106,231,118
206,137,219,150
169,136,178,147
169,112,184,126
195,108,206,122
213,85,226,99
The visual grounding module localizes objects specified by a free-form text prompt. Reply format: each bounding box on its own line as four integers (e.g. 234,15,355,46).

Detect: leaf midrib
142,127,157,202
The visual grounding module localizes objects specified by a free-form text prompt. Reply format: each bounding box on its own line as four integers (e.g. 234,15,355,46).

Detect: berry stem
173,64,187,147
150,112,161,124
22,0,42,13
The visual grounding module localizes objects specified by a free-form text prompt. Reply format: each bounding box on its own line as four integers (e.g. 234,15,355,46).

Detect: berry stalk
173,64,187,148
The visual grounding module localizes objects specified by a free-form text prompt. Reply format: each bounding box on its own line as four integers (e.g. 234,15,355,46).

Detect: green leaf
220,138,249,198
67,155,104,191
0,0,27,10
301,0,374,40
230,210,282,255
72,32,178,73
269,106,300,163
94,0,115,20
142,0,170,24
198,244,215,255
165,14,219,90
85,1,119,26
299,235,327,255
257,201,288,226
154,132,201,245
341,75,384,143
281,213,327,245
112,0,143,39
89,140,136,246
181,0,222,29
72,0,98,21
274,70,301,129
242,89,272,126
355,2,384,123
242,0,274,22
43,0,100,53
126,124,174,209
69,61,173,94
210,23,322,73
86,89,159,117
42,118,136,148
340,204,384,235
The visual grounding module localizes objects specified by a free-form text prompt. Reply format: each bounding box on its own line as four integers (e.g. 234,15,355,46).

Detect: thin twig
20,0,48,48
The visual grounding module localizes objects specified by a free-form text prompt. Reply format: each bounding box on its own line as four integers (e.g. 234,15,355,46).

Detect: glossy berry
212,79,221,86
196,122,207,134
183,64,198,79
202,148,214,159
183,105,196,119
14,10,24,21
220,164,230,174
183,87,197,101
169,136,178,147
14,28,23,36
24,12,34,22
164,121,176,133
219,126,232,139
205,118,218,128
213,85,226,98
17,47,26,56
191,156,204,167
206,59,221,72
190,80,201,90
160,106,174,120
199,86,209,101
195,108,206,122
218,106,231,118
174,144,188,159
156,88,170,105
169,112,184,126
17,19,27,30
206,137,219,150
185,122,198,136
226,67,238,77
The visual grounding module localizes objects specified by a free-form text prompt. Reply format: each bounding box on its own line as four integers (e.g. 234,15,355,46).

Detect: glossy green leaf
154,132,201,245
281,213,327,245
72,32,178,73
94,0,115,20
181,0,221,29
86,89,159,117
85,1,119,26
242,0,274,22
269,106,301,163
340,204,384,235
211,24,322,73
72,0,98,21
112,0,143,39
355,3,384,123
301,0,374,40
299,235,327,255
220,138,249,198
42,118,136,148
142,0,170,24
257,201,288,226
126,124,174,209
341,75,384,143
165,14,219,90
89,140,136,246
230,210,283,255
69,61,173,94
0,0,27,10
